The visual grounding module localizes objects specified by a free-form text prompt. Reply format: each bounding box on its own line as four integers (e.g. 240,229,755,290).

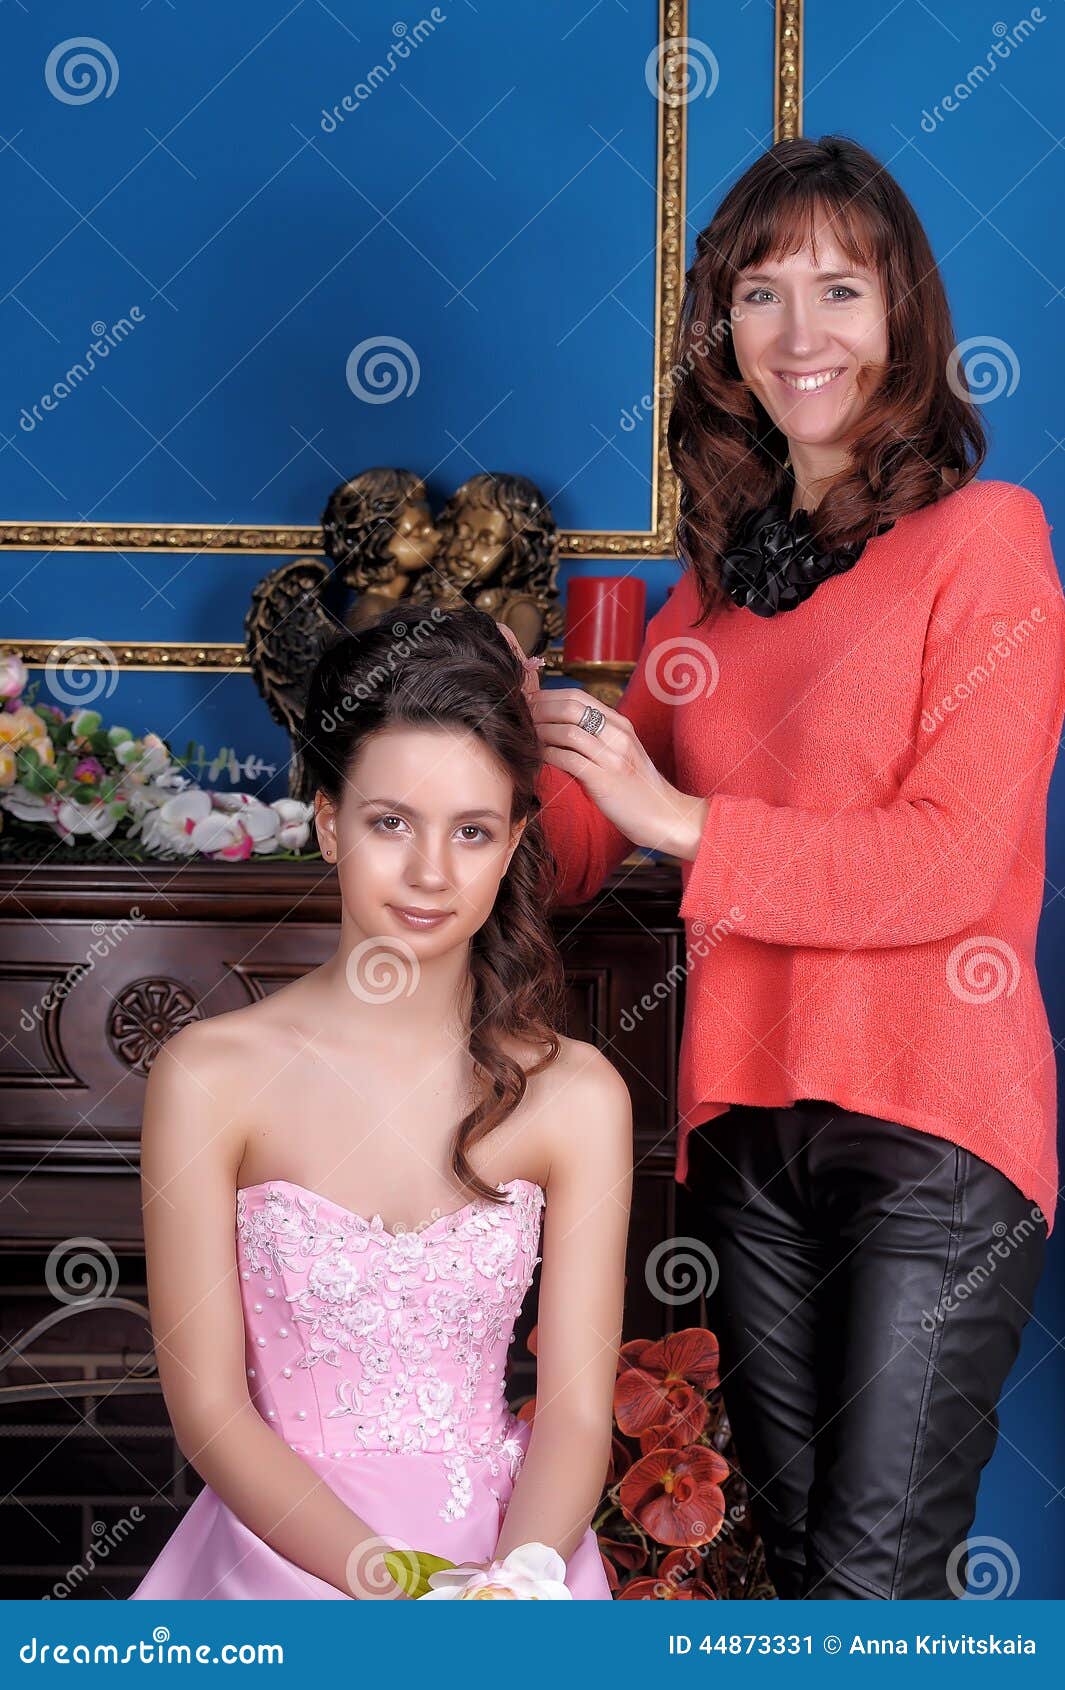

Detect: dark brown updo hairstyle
299,604,564,1207
668,134,988,622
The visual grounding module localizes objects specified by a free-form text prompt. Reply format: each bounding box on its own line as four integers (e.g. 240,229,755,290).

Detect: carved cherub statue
409,472,562,654
322,467,440,627
246,469,439,802
245,469,559,802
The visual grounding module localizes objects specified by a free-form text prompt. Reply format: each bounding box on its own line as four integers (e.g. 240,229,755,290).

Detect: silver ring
577,704,606,737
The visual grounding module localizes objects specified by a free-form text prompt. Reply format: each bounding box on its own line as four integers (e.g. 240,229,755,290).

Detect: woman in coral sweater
513,136,1065,1600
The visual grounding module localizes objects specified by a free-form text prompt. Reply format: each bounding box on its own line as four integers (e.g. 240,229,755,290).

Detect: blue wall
2,0,1061,1595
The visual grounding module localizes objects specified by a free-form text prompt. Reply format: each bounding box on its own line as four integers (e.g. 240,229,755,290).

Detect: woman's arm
140,1024,408,1600
535,487,1065,950
672,494,1065,948
531,585,687,907
491,1045,633,1564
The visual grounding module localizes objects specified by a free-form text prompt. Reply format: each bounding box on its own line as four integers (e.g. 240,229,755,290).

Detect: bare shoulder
540,1033,631,1103
139,1012,267,1191
504,1030,630,1110
532,1035,633,1179
147,1009,259,1101
147,980,310,1101
145,1017,223,1106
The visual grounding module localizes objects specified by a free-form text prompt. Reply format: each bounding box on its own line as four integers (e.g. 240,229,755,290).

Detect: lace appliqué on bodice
236,1178,544,1522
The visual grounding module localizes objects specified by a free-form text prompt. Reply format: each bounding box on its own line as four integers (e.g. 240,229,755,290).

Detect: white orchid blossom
0,671,316,860
420,1542,572,1600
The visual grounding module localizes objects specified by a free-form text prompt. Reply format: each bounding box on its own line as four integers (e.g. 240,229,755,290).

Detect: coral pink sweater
538,480,1065,1231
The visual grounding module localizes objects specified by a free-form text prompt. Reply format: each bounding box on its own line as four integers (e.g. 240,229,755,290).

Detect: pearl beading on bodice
235,1177,544,1519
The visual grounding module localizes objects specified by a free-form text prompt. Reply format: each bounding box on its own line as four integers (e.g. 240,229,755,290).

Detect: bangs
729,187,886,281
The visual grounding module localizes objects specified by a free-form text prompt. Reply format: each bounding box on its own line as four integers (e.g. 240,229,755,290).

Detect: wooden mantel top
0,851,683,923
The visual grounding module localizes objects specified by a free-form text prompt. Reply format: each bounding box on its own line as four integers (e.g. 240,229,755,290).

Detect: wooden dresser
0,855,691,1596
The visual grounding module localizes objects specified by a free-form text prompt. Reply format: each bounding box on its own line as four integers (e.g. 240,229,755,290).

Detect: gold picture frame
4,1,802,671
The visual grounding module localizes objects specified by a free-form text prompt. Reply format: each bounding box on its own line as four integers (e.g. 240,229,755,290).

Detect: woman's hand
493,620,708,859
528,685,708,859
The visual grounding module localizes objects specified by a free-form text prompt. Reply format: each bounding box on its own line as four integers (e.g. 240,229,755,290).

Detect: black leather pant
684,1100,1047,1599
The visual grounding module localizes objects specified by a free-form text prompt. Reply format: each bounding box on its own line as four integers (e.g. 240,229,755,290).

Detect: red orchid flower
598,1536,648,1594
619,1442,730,1547
631,1384,708,1449
614,1328,719,1442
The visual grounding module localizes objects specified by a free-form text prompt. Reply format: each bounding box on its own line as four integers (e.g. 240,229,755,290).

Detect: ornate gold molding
565,0,688,560
0,524,321,555
8,636,572,677
9,639,255,673
3,3,802,666
775,1,803,141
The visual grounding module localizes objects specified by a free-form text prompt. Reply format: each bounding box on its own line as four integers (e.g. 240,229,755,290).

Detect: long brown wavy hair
299,605,564,1208
668,134,988,623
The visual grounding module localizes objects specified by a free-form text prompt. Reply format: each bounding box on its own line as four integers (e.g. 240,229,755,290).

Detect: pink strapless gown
131,1176,611,1600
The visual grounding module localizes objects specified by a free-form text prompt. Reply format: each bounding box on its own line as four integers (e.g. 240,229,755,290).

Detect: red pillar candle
563,576,647,664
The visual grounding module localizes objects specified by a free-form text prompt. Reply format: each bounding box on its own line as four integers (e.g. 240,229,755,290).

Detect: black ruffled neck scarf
718,494,895,617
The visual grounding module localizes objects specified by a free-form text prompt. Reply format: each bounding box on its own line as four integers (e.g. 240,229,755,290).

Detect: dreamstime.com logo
644,636,720,706
645,36,719,106
314,610,444,733
319,10,446,132
42,1511,145,1599
344,1532,416,1599
921,1206,1045,1331
645,1235,720,1306
345,936,421,1003
946,935,1020,1004
621,910,742,1032
921,606,1045,732
19,311,146,433
619,313,746,434
20,1630,285,1664
345,336,420,404
919,11,1046,132
45,37,119,104
946,335,1020,405
45,1237,120,1306
44,638,120,706
946,1535,1021,1599
651,1502,748,1596
21,913,144,1034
